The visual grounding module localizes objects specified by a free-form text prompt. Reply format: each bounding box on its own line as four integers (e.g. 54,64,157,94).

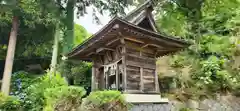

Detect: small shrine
67,1,189,103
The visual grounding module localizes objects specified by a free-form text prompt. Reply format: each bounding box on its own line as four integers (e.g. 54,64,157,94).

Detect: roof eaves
66,17,121,58
117,18,191,46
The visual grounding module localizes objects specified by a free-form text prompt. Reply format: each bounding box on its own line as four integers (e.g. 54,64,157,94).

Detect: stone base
130,103,170,111
124,94,170,111
123,94,169,103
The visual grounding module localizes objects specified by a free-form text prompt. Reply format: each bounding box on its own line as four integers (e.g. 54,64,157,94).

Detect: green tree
1,0,21,95
74,24,91,47
0,0,58,95
155,0,240,99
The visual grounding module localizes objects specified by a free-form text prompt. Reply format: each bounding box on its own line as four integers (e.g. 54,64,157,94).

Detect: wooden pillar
140,51,144,92
120,37,127,92
91,65,96,91
155,58,160,93
116,64,119,90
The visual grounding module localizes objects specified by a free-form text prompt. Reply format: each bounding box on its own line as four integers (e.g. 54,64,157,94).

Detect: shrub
44,86,86,111
81,90,129,111
10,71,40,99
0,92,22,111
179,108,193,111
23,72,67,110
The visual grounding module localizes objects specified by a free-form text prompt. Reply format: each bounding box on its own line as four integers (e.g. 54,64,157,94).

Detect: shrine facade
67,1,189,96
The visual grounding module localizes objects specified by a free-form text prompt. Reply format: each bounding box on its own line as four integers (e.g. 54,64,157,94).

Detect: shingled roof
66,1,190,60
124,0,158,32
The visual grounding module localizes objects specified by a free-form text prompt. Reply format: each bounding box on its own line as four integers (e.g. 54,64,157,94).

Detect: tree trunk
63,0,75,54
1,16,18,95
50,23,60,74
61,0,75,85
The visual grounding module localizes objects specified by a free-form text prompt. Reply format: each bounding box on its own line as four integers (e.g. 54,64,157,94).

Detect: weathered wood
99,68,105,90
140,66,144,92
66,1,190,96
121,37,127,92
86,52,95,57
142,68,155,92
116,64,119,90
125,53,155,61
140,51,144,92
147,13,159,32
106,51,113,62
96,47,115,53
106,38,120,46
126,61,155,70
126,47,140,55
141,51,155,58
125,41,155,54
126,55,155,64
91,64,96,91
125,37,145,44
155,62,160,93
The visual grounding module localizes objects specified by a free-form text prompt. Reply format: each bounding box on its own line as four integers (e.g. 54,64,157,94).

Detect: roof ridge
124,0,152,20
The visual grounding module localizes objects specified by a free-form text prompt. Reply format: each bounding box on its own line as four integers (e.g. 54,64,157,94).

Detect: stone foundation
130,103,170,111
124,94,170,111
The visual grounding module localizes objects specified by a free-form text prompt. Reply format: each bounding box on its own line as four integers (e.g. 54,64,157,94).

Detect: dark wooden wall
124,40,157,93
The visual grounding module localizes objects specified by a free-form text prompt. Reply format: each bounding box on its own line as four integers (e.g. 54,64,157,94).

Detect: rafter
96,47,115,53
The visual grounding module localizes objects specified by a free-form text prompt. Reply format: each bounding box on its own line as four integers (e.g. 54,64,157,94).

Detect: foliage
10,71,40,100
198,35,234,57
58,61,92,88
74,24,91,47
192,56,236,92
23,72,67,110
155,1,189,38
179,107,193,111
155,0,240,99
81,90,129,111
0,0,57,59
0,44,7,60
44,86,86,111
0,92,22,111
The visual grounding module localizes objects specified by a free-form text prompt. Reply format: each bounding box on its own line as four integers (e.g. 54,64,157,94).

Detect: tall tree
0,0,59,94
1,0,19,95
1,16,18,95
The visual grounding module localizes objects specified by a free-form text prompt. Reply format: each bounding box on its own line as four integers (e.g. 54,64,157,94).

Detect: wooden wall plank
126,61,155,69
143,68,155,92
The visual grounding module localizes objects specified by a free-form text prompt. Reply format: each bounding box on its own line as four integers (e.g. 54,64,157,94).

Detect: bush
179,108,193,111
44,86,86,111
0,92,22,111
81,90,129,111
23,72,67,110
10,71,40,99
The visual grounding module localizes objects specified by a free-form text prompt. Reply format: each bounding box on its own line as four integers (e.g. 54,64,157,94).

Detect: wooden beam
155,59,160,93
86,52,95,57
91,60,96,91
126,61,156,70
140,51,144,92
116,64,119,90
106,51,112,62
125,53,155,61
147,13,158,32
106,38,120,46
141,44,149,48
96,47,115,53
125,37,144,44
122,45,127,91
148,44,164,49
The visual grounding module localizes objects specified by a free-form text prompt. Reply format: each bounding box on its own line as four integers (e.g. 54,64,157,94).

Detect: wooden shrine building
67,1,189,103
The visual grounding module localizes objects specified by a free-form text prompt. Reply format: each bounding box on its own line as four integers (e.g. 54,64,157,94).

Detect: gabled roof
124,0,158,32
66,1,190,60
66,17,190,60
